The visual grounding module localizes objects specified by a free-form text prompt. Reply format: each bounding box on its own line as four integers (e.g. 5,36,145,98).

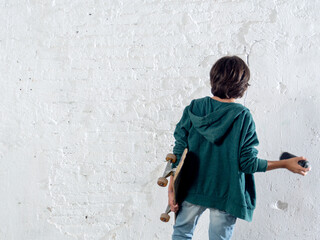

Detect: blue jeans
172,201,237,240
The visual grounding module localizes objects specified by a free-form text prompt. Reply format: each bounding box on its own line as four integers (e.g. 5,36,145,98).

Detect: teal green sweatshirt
172,96,268,222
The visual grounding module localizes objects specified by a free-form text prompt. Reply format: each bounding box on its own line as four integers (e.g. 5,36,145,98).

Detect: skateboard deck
159,148,195,222
173,148,188,218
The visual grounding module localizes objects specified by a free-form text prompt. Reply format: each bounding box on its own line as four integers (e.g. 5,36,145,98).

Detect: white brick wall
0,0,319,239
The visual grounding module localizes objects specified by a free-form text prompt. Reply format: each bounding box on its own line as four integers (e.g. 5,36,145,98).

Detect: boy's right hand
168,191,179,213
168,175,179,212
284,156,311,176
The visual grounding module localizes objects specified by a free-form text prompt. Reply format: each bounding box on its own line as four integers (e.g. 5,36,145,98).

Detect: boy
168,56,311,240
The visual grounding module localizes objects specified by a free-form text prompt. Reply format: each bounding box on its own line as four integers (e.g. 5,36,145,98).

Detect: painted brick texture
0,0,319,239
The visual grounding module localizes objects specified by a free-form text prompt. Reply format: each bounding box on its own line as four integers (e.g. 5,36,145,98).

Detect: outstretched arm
266,156,311,176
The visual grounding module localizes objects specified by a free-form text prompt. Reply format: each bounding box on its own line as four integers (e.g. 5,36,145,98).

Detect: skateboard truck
279,152,311,168
157,153,177,187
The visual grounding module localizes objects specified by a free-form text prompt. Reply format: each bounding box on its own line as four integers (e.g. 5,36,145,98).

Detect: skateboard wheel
160,213,170,222
157,177,168,187
166,153,177,163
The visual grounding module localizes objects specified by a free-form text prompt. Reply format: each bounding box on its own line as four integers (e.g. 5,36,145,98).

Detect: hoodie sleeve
239,113,268,174
172,105,191,168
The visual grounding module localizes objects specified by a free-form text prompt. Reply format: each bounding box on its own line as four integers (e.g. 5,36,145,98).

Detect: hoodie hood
188,97,247,144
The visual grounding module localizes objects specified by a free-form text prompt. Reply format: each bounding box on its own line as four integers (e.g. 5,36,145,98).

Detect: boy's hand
168,191,179,213
168,175,179,212
284,156,311,176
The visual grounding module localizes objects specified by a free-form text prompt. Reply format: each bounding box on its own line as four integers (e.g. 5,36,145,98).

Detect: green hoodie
172,96,268,222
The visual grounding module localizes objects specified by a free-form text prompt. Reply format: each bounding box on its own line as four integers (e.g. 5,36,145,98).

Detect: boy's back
172,96,267,222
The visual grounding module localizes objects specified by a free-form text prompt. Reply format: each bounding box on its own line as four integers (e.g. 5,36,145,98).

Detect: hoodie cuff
256,159,268,172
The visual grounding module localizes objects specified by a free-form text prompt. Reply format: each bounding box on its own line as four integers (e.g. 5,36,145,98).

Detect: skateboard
279,152,310,168
158,148,191,223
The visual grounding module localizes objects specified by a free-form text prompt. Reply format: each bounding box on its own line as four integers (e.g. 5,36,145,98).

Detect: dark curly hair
210,56,250,99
